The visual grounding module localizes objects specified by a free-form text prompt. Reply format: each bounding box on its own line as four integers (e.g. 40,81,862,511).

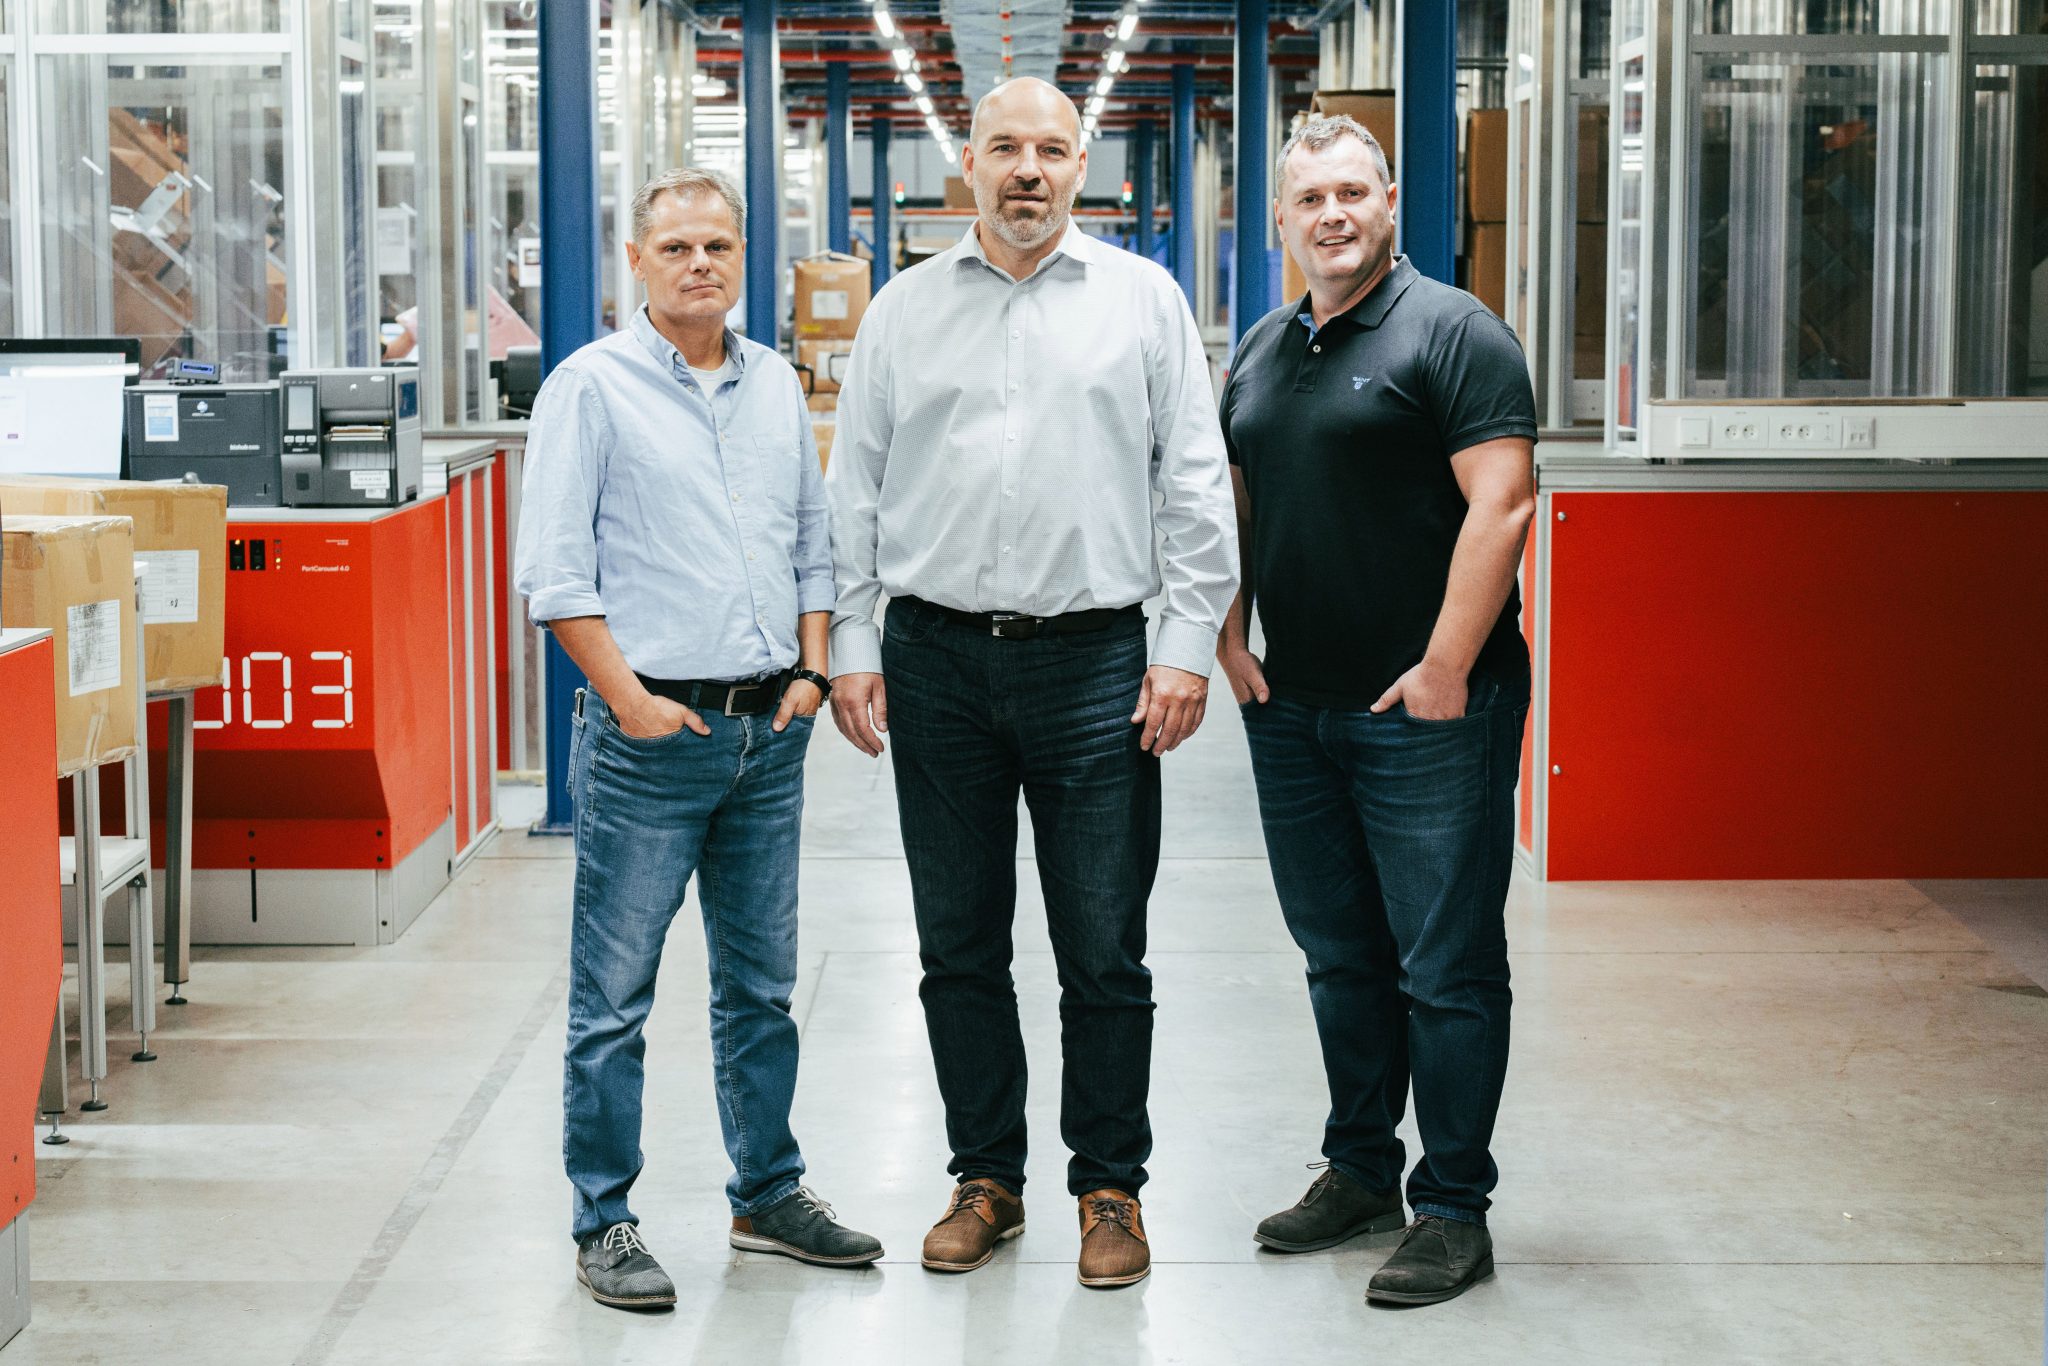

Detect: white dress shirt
826,221,1239,678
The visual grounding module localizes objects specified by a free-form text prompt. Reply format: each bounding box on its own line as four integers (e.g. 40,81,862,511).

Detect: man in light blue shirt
514,168,882,1311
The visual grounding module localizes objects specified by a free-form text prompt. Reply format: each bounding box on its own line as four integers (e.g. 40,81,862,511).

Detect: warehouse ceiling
685,0,1326,135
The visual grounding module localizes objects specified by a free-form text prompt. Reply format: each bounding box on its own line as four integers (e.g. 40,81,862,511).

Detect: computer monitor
0,338,141,480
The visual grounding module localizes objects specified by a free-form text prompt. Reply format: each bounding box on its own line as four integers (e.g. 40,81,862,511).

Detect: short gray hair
631,167,746,242
1277,114,1391,196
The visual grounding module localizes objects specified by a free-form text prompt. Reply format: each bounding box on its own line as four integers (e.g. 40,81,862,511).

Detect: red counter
1,630,61,1230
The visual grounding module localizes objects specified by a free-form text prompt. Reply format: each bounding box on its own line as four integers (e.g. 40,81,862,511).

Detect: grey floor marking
294,964,569,1365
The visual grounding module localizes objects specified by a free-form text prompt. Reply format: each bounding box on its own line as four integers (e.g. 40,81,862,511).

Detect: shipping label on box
798,340,857,395
794,253,872,340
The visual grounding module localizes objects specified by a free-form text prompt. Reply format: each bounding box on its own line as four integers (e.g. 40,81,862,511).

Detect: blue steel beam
1133,120,1156,260
536,0,602,834
743,0,780,341
1232,0,1270,342
1400,0,1457,284
1172,60,1196,302
871,119,893,291
826,63,852,255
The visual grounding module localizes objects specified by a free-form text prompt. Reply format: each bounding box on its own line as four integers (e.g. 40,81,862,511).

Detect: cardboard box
1575,223,1608,340
806,392,838,415
943,176,976,210
0,475,227,693
1466,223,1508,319
1467,108,1509,225
1578,105,1609,223
811,419,837,472
797,340,857,395
1309,91,1398,180
1282,247,1307,307
793,252,871,340
1574,331,1606,377
1,515,139,776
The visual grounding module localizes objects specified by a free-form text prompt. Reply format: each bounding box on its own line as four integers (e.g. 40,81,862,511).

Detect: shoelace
949,1182,994,1216
601,1223,651,1258
1086,1196,1135,1231
1302,1160,1335,1206
794,1186,837,1221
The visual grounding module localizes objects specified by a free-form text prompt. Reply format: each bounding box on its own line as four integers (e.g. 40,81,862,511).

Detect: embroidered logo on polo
1352,375,1371,390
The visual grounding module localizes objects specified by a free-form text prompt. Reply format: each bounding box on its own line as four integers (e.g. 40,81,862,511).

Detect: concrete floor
11,698,2047,1365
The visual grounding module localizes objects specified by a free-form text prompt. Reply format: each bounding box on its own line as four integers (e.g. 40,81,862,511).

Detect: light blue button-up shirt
514,306,834,682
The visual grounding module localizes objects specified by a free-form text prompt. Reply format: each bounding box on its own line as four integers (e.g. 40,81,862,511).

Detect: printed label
143,392,180,442
351,468,392,494
67,598,122,696
134,550,202,624
810,290,850,321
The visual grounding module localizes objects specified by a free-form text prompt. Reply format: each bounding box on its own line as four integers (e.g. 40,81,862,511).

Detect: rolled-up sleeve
792,378,837,616
824,306,893,678
1145,280,1241,676
514,365,609,624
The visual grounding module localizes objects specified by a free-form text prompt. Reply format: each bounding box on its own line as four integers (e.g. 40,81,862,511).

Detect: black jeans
1240,672,1528,1224
883,597,1161,1198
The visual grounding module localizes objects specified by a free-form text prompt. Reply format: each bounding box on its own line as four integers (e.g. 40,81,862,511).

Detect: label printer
280,367,422,508
126,381,286,506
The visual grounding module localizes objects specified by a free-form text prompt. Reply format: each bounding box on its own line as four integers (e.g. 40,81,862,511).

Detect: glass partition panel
0,70,14,335
39,54,290,380
1611,52,1644,435
1959,62,2048,395
340,57,374,365
36,0,283,33
1975,0,2046,32
1692,0,1951,34
1682,50,1947,398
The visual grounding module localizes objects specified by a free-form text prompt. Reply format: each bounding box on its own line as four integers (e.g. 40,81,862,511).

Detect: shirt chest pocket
744,429,803,523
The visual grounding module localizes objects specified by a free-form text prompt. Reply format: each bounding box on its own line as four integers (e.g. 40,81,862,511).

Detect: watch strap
790,667,833,697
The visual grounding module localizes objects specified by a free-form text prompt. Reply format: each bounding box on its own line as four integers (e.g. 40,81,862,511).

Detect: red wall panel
1544,491,2048,879
0,638,61,1221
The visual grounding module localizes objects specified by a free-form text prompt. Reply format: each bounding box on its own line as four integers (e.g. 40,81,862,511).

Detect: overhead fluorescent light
874,7,896,38
904,70,924,93
915,94,935,115
892,46,913,71
1118,10,1138,40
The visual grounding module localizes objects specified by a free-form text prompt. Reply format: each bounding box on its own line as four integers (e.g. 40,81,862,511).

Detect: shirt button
1010,330,1020,340
1312,345,1322,353
1002,545,1012,555
747,551,756,561
1009,382,1018,391
1007,433,1017,442
1003,488,1015,497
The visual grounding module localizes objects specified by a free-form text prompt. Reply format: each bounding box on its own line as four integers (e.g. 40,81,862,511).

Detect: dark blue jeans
562,688,812,1240
1241,672,1528,1225
883,598,1162,1198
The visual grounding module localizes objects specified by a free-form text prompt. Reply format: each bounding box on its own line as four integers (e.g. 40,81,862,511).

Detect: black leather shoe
1255,1163,1406,1252
576,1223,677,1311
1366,1215,1495,1305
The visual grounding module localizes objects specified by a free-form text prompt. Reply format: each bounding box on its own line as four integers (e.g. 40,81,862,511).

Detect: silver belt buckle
990,613,1039,641
724,683,765,716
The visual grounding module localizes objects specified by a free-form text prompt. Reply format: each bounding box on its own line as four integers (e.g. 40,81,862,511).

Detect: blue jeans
563,687,812,1239
883,598,1161,1198
1241,673,1528,1224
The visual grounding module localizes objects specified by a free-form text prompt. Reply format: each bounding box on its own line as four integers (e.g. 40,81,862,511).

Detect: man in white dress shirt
826,77,1238,1289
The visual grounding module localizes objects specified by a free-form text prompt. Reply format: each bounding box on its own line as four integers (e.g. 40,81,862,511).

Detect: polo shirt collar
952,217,1097,279
1295,255,1419,337
631,304,748,377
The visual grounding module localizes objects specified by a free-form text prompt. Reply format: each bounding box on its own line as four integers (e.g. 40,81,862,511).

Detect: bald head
969,77,1083,150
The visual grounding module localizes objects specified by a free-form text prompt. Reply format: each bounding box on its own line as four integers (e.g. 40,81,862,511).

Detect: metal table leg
162,691,194,1005
73,776,108,1112
128,874,156,1062
39,1012,68,1146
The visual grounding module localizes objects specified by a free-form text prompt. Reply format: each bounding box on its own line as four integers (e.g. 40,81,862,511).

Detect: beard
977,178,1078,251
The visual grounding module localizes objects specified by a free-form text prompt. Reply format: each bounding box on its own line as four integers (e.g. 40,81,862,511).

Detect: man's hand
1217,644,1271,706
830,672,889,757
771,678,826,733
1370,658,1467,721
616,689,711,739
1131,665,1209,754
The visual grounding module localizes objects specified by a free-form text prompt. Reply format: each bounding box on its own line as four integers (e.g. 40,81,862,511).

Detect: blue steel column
826,63,852,255
1133,120,1156,260
1400,0,1457,283
871,118,893,291
1232,0,1269,342
1172,61,1196,302
743,0,779,340
536,0,601,834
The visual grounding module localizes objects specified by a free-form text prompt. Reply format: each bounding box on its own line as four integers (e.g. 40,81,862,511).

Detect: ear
1073,143,1088,193
625,239,644,280
1385,181,1399,216
962,143,977,182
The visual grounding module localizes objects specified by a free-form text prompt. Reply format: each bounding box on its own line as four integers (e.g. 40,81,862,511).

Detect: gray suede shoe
1367,1215,1495,1305
730,1186,884,1267
1255,1162,1407,1253
575,1223,677,1311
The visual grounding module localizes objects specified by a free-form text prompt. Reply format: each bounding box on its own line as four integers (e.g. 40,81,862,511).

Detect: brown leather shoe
921,1179,1026,1273
1076,1189,1150,1288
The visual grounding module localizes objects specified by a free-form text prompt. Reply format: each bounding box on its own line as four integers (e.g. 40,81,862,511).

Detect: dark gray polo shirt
1219,256,1538,707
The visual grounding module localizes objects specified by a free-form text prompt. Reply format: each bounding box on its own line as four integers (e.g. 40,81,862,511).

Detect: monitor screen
286,383,316,432
0,339,140,479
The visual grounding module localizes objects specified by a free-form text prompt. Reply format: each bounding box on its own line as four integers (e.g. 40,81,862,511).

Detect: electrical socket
1709,413,1767,450
1843,416,1877,450
1772,415,1842,450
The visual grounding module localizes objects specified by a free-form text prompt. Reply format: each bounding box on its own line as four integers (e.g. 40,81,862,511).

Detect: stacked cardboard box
793,252,871,343
797,340,856,396
1464,109,1509,319
1,515,140,776
0,476,227,693
1281,91,1399,304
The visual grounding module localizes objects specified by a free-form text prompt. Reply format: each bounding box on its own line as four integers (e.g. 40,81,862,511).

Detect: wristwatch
791,668,833,698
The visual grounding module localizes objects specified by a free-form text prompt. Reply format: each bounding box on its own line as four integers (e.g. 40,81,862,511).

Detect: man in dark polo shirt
1217,114,1537,1307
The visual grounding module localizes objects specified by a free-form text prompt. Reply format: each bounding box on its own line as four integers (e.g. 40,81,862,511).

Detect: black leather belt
635,669,791,717
895,595,1142,642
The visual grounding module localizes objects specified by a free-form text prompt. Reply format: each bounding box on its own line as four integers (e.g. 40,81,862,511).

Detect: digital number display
194,650,355,731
